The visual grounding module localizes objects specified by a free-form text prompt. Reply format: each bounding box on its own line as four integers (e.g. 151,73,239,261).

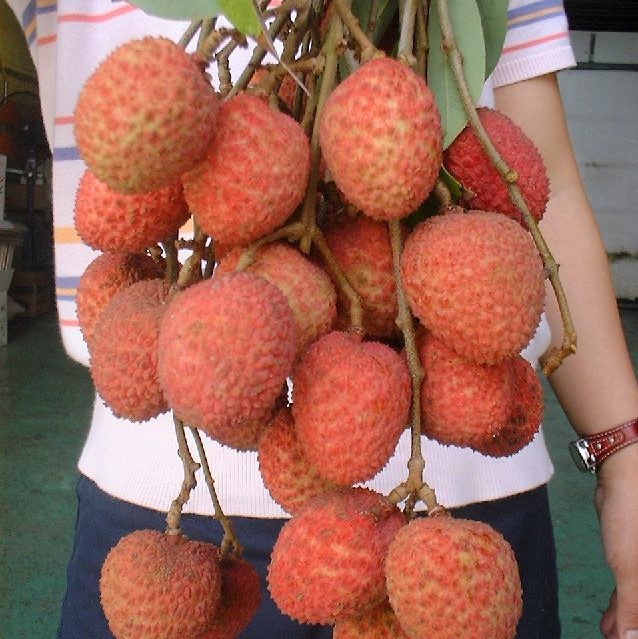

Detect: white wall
559,31,638,300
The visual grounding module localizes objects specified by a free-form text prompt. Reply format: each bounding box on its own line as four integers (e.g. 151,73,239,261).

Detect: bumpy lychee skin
74,170,189,253
267,488,405,625
183,93,310,246
385,516,522,639
199,557,261,639
76,252,164,346
75,37,218,193
418,331,542,456
319,57,442,220
401,211,545,364
217,242,337,359
90,279,169,422
444,108,549,224
333,600,410,639
258,408,338,514
158,273,296,438
292,331,411,485
100,530,222,639
323,216,398,338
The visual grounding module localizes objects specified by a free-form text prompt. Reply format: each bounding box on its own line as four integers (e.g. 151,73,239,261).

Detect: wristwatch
569,418,638,473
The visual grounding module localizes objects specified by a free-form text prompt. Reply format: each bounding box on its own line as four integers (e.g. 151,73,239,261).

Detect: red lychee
418,330,543,456
74,170,189,253
323,215,399,338
333,600,410,639
199,556,261,639
385,516,522,639
76,252,164,346
216,242,337,359
292,331,411,485
90,279,169,422
158,273,296,438
400,211,545,364
183,93,310,246
75,37,218,193
100,530,222,639
258,408,338,514
319,57,442,220
444,107,549,224
267,488,404,625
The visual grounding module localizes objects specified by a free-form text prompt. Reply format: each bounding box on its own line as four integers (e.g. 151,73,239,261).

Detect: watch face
569,440,595,473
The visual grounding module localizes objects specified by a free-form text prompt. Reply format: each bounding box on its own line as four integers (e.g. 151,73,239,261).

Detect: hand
596,446,638,639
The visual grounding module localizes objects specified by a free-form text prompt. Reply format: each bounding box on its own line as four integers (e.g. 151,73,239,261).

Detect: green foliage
129,0,260,36
476,0,508,76
427,0,486,150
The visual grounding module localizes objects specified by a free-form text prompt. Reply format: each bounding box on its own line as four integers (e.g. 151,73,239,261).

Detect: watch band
569,418,638,473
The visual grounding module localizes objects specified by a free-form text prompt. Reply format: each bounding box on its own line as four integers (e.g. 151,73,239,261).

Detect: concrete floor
0,307,636,638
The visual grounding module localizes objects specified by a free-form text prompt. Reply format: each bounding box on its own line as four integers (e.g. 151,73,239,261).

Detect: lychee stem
366,0,380,40
435,0,577,376
397,0,418,68
178,20,203,49
415,0,428,76
386,219,440,515
162,234,179,285
332,0,378,63
312,227,364,332
173,224,206,291
298,5,341,254
165,417,201,535
234,222,305,272
188,426,243,557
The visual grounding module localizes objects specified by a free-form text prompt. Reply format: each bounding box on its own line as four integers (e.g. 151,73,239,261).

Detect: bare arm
495,72,638,639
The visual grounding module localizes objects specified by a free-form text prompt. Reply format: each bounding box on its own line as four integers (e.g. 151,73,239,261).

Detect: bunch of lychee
71,27,553,639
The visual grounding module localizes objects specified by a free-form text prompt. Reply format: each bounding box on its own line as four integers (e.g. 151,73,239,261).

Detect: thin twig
435,0,577,376
398,0,418,67
366,0,380,40
415,0,428,75
332,0,378,62
188,427,242,556
385,220,439,514
165,417,201,535
178,20,203,49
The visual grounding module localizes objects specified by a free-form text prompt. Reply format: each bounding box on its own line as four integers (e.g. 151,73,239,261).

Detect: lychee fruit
99,530,222,639
333,600,410,639
418,330,543,456
74,170,189,253
267,488,404,624
199,556,261,639
319,57,442,220
385,516,522,639
216,242,337,359
323,215,399,338
182,93,310,246
158,272,296,438
258,408,338,514
400,211,545,364
444,107,549,224
75,36,219,193
90,279,169,422
76,252,164,346
292,331,411,485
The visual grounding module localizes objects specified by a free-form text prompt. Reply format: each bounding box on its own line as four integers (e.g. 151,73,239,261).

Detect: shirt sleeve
491,0,577,88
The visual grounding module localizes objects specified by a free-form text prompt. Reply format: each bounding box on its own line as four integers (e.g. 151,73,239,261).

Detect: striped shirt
8,0,574,516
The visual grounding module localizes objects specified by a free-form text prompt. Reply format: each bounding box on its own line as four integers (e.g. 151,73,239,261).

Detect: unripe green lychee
75,37,218,193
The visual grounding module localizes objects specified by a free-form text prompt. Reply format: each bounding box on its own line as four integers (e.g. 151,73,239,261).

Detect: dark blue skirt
58,475,559,638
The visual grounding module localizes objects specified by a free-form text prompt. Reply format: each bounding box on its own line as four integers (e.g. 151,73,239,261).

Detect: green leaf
427,0,486,149
476,0,508,77
130,0,223,20
220,0,261,37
